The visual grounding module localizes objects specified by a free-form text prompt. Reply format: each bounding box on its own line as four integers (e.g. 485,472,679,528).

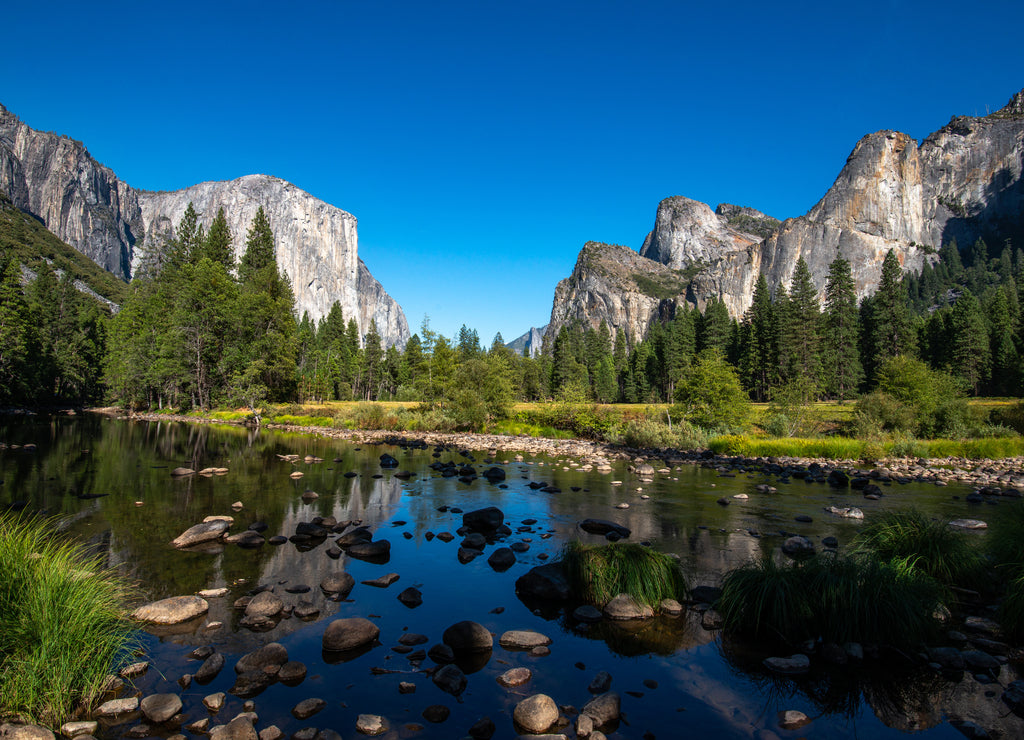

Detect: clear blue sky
3,1,1022,343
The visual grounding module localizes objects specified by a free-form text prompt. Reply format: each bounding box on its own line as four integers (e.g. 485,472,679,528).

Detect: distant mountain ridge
0,103,409,347
546,89,1024,343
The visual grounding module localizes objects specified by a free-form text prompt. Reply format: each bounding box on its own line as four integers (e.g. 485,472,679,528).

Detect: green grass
709,434,867,459
999,571,1024,642
269,414,335,427
0,513,138,725
987,501,1024,574
717,552,945,646
853,509,987,589
560,541,688,607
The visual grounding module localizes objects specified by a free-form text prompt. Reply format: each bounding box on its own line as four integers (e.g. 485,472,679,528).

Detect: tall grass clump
998,571,1024,642
987,501,1024,574
717,553,945,646
0,514,137,725
561,541,688,607
853,509,986,588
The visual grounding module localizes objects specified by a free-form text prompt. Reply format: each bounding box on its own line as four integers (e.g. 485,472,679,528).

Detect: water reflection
1,415,1021,739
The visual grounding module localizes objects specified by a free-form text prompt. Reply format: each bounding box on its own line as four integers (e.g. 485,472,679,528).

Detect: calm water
1,414,1019,739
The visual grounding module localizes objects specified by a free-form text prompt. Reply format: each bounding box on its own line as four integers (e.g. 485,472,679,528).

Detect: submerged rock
515,563,570,601
603,594,654,620
172,520,230,548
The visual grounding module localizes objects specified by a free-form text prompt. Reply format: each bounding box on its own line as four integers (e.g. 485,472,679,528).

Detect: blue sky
3,0,1023,343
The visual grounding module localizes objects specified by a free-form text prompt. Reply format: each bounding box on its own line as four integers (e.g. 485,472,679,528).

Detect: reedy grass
987,501,1024,574
0,514,138,725
853,509,986,589
998,570,1024,642
717,552,945,647
560,541,688,607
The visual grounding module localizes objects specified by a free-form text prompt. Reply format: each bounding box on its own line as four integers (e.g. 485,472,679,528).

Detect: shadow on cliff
942,165,1024,254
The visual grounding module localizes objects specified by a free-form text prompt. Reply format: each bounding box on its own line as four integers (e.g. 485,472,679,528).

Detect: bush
853,391,916,437
0,514,137,725
613,418,707,450
869,356,971,438
560,541,688,607
672,349,751,433
853,509,986,588
717,552,945,646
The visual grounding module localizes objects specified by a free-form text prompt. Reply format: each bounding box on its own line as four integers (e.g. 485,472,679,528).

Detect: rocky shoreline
99,409,1024,493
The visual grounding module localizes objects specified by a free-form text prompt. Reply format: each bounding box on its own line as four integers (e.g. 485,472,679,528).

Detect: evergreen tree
698,297,730,354
783,258,821,387
0,259,33,402
987,286,1018,395
821,257,863,400
868,249,916,376
360,321,384,400
740,273,774,401
203,207,234,270
948,289,990,395
238,207,276,284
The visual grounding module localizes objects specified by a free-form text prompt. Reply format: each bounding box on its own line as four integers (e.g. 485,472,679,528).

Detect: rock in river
463,506,505,531
171,520,230,548
513,694,558,734
323,617,380,652
133,596,209,625
578,519,631,538
140,693,182,723
603,594,654,620
442,620,493,653
515,563,570,601
499,630,552,650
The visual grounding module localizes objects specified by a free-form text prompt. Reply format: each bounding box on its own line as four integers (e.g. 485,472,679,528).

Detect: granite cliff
0,104,409,347
547,89,1024,341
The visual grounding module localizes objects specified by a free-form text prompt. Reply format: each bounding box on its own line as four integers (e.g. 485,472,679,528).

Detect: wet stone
498,667,532,688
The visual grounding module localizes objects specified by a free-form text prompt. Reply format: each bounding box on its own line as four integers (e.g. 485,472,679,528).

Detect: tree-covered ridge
0,192,127,304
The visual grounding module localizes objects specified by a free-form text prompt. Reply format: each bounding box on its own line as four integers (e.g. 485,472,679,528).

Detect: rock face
546,90,1024,342
0,104,409,347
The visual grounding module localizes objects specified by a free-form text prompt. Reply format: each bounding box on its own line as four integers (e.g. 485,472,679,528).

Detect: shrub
560,541,688,607
853,509,986,588
717,552,945,646
672,349,751,433
0,514,137,725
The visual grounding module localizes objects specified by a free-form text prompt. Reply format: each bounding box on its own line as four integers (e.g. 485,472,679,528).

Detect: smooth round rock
513,694,558,734
763,654,811,674
442,620,493,653
323,618,380,652
209,717,257,740
235,643,288,673
132,596,209,625
499,630,552,650
291,698,326,720
244,591,283,618
319,572,355,596
603,594,654,620
140,693,183,723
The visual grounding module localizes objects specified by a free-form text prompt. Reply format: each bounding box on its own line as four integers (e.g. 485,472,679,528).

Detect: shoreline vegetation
90,398,1024,465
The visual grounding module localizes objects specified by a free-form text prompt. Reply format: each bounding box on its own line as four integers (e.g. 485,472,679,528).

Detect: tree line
1,199,1022,413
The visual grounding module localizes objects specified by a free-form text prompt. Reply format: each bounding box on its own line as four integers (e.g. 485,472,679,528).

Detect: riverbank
90,408,1024,492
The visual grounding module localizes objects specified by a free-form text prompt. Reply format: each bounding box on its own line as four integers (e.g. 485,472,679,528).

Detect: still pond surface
1,414,1020,739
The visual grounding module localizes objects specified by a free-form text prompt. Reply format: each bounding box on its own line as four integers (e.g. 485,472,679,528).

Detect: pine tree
868,249,915,375
740,273,774,401
361,320,384,400
948,288,990,395
238,207,276,284
783,258,821,387
822,257,863,400
987,286,1018,394
698,297,730,354
203,207,234,270
0,259,33,402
